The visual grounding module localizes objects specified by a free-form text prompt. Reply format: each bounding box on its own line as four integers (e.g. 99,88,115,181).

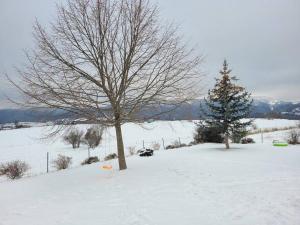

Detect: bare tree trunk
225,134,230,149
114,121,127,170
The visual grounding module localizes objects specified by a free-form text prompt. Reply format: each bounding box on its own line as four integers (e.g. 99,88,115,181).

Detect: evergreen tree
202,60,253,149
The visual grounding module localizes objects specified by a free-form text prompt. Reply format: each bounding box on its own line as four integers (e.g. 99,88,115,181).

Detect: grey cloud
1,0,299,107
158,0,300,100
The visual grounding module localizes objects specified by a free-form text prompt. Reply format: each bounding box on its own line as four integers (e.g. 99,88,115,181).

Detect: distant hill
0,109,70,124
0,99,299,123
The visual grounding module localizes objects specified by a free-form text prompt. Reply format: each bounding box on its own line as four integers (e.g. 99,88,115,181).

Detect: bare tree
9,0,204,170
84,125,104,149
287,129,300,145
63,128,84,149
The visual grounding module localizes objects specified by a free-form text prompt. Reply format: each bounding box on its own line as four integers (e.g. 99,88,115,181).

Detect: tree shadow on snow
206,146,244,152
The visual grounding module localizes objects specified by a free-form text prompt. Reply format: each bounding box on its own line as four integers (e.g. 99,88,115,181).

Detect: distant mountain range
151,99,300,121
0,109,70,124
0,99,299,124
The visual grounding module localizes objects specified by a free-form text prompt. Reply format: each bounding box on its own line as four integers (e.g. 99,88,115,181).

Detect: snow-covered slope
0,141,299,225
0,119,298,177
0,121,195,176
0,119,300,225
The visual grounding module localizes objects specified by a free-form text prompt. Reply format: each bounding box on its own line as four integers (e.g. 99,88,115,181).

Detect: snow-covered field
0,119,300,225
0,119,298,177
0,121,196,176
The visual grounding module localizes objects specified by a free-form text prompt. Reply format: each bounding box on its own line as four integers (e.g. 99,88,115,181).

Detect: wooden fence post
46,152,49,173
162,138,165,150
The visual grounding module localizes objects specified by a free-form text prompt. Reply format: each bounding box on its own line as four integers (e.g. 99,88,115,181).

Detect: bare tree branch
9,0,205,170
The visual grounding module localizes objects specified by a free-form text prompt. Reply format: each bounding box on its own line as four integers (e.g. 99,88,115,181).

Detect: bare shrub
0,160,30,179
241,137,255,144
287,130,300,145
81,156,100,165
165,140,187,150
152,142,161,151
189,141,197,146
52,155,72,170
63,128,83,149
165,145,175,150
104,153,118,161
128,146,136,156
84,126,104,149
172,140,181,147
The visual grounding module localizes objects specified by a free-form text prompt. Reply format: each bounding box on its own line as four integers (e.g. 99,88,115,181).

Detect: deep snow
0,119,299,225
0,139,299,225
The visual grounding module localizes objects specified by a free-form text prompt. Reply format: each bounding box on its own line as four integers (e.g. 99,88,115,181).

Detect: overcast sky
0,0,299,108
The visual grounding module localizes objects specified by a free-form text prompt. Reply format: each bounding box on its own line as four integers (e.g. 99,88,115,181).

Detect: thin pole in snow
143,140,145,149
162,138,165,150
46,152,49,173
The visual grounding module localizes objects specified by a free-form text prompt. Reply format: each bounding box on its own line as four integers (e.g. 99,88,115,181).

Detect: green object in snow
273,142,288,147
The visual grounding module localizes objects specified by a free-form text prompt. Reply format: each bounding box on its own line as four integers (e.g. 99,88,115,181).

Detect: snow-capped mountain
0,98,300,123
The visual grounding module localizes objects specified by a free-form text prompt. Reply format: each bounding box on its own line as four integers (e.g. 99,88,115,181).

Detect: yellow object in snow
101,165,113,170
